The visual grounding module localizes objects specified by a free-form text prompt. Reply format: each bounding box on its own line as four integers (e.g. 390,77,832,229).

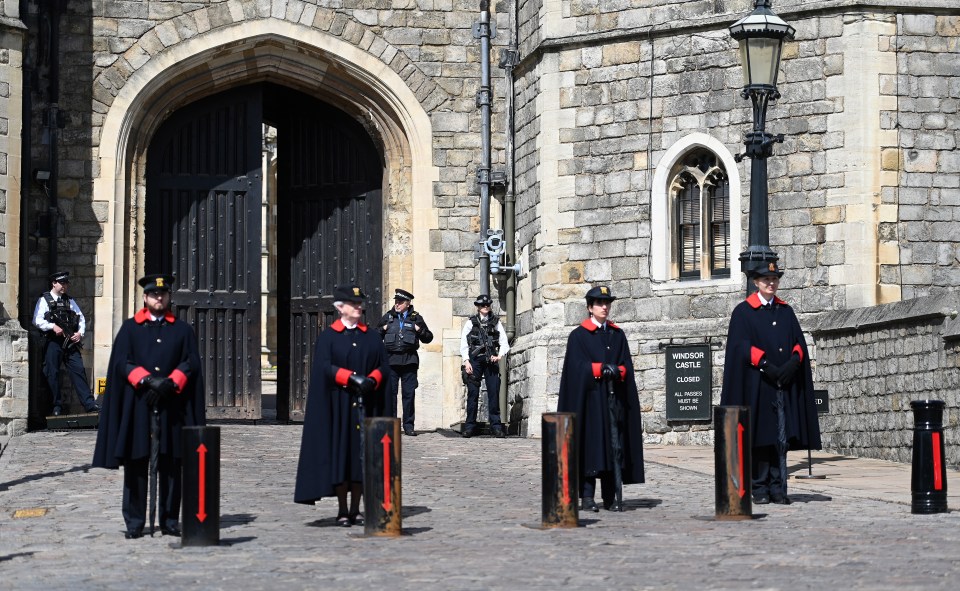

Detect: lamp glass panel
744,37,781,87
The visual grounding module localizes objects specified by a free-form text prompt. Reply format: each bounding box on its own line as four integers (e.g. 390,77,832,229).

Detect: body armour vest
466,313,500,359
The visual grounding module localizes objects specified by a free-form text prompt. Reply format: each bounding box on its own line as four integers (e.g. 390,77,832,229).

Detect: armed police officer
378,289,434,436
459,294,510,438
33,270,99,415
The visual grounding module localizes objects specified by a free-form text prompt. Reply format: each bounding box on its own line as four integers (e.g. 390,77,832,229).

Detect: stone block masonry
811,292,960,469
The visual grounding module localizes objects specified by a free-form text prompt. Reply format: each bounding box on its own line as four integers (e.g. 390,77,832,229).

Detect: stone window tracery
668,150,730,280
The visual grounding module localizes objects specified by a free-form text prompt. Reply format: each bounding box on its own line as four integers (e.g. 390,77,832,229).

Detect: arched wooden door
265,85,384,422
145,86,263,419
145,84,383,422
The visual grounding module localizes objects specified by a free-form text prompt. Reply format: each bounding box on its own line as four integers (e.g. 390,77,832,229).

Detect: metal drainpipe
476,0,492,297
497,1,519,433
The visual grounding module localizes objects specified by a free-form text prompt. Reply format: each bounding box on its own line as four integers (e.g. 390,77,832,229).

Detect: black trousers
464,357,502,428
386,364,419,430
122,456,182,534
581,473,616,504
43,339,97,411
752,444,786,498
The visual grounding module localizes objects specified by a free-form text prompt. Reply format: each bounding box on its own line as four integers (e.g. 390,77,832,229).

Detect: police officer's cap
138,273,176,293
49,270,71,284
585,285,616,302
474,294,493,307
748,260,784,279
334,284,367,302
394,289,414,301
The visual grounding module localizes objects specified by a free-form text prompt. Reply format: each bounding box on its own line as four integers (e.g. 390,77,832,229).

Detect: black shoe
603,500,623,512
461,428,475,438
404,428,417,436
581,498,599,512
85,404,100,413
771,494,792,505
349,513,364,527
124,529,143,540
337,513,351,527
491,427,505,438
160,526,181,537
52,406,62,416
753,493,771,505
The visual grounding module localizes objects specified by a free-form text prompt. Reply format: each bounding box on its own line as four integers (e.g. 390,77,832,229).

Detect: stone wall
0,8,26,436
880,14,960,299
811,293,960,469
509,2,959,436
5,0,960,441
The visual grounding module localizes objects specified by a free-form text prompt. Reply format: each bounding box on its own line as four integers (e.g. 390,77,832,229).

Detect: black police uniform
378,289,433,434
92,274,206,538
32,271,98,415
460,295,509,437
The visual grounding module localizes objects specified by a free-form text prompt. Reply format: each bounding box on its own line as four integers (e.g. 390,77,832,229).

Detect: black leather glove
156,377,178,401
601,363,620,379
759,358,782,382
358,376,376,395
347,373,376,396
779,354,801,385
140,375,165,406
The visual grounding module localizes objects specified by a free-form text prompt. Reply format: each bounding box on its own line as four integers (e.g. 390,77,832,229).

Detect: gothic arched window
669,149,730,280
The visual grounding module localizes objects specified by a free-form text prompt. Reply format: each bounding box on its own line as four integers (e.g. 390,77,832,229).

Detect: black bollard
363,417,402,536
542,413,578,528
910,400,948,514
181,426,220,546
714,406,752,520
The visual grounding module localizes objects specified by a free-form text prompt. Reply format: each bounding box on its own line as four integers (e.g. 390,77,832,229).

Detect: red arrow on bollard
561,440,570,505
381,434,393,511
737,423,746,498
197,443,208,522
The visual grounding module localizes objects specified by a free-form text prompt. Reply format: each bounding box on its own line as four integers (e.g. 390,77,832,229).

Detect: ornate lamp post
730,0,795,291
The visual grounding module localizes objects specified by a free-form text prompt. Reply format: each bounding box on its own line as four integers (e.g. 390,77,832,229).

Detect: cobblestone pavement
2,426,960,590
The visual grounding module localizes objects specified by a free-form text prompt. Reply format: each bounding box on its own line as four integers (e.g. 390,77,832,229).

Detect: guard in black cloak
720,261,822,505
294,284,389,527
557,285,645,512
92,274,206,539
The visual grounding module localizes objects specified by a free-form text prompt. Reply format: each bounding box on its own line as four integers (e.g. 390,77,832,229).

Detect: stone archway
91,20,450,426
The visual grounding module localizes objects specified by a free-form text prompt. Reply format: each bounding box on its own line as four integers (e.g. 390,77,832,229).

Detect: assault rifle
45,305,82,353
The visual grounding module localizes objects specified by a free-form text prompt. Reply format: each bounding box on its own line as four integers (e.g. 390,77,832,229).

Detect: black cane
149,406,160,536
774,388,789,495
357,393,365,483
605,378,623,511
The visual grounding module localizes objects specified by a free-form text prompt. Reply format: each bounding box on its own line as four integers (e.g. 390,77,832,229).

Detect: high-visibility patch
13,507,49,518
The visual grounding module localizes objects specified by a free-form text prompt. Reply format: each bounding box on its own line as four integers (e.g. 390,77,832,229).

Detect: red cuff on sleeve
592,363,602,379
368,369,383,389
335,368,353,386
792,344,804,362
750,347,766,367
169,369,187,393
128,366,150,387
618,365,626,381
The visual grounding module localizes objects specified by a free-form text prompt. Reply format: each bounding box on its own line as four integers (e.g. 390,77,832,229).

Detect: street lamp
730,0,794,291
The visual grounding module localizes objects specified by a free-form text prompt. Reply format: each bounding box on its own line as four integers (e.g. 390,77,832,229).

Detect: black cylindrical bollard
542,412,578,528
911,400,948,514
363,417,402,536
714,406,752,520
181,426,220,546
